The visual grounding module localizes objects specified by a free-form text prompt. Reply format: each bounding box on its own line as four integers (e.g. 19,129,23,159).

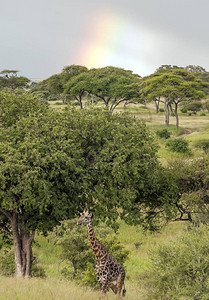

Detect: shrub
156,129,171,139
166,138,190,153
186,101,203,114
195,140,209,153
147,225,209,299
180,107,187,113
0,248,15,276
159,108,164,112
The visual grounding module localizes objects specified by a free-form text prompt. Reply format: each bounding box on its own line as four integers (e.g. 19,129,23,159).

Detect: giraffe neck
87,221,107,261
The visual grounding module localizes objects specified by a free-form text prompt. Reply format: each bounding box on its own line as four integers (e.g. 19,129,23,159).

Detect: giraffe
77,209,126,296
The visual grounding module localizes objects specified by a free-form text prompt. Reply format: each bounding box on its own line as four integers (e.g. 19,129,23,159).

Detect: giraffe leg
97,275,108,294
117,274,125,296
108,281,118,294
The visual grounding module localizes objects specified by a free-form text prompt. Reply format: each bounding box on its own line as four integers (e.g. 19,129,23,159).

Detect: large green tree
64,66,142,112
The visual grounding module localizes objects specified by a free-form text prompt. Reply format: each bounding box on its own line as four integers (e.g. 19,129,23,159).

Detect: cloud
1,0,209,78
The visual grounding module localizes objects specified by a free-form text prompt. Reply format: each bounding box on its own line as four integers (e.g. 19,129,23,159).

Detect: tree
64,72,90,108
0,70,30,91
62,64,88,82
64,66,142,112
0,92,174,277
155,65,182,73
141,69,207,129
41,74,67,102
185,65,206,73
30,65,88,102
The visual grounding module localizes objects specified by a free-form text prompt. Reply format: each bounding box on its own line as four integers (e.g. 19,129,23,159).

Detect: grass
0,276,148,300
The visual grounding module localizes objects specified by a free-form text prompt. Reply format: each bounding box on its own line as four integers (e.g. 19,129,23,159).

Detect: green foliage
156,128,171,139
32,260,46,278
0,90,48,128
49,219,93,277
166,157,209,223
180,107,187,113
0,248,15,276
147,225,209,299
166,138,190,153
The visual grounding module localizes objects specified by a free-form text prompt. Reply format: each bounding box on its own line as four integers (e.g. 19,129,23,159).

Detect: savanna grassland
1,99,209,300
0,222,187,300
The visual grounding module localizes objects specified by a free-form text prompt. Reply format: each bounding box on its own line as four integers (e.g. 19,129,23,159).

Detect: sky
1,0,209,79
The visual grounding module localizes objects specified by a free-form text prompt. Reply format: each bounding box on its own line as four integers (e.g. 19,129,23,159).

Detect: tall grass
0,276,145,300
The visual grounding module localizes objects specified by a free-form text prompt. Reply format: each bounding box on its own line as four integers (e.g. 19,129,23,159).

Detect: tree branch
0,207,12,221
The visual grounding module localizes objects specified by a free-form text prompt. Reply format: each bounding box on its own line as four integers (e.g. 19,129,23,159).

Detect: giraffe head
77,209,92,225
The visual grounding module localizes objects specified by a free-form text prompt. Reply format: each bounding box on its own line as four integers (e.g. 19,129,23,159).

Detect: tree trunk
11,212,35,277
154,97,160,113
174,102,179,130
72,260,77,279
164,100,170,126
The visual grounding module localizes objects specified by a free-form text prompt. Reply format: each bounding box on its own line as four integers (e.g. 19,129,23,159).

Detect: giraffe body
77,209,126,296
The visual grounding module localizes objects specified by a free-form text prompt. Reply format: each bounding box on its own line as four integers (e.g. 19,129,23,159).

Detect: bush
166,138,190,153
195,140,209,153
0,248,15,276
156,129,171,139
186,101,203,114
147,225,209,299
159,108,164,112
180,107,187,113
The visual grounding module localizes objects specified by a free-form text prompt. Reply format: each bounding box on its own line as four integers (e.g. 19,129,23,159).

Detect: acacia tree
64,72,91,108
64,66,142,112
0,70,30,91
30,65,88,102
141,69,207,129
185,65,206,73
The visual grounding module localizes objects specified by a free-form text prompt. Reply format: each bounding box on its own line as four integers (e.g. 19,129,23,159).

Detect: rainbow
73,10,159,76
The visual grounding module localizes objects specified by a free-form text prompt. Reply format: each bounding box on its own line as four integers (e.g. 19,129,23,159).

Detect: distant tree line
1,64,209,128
